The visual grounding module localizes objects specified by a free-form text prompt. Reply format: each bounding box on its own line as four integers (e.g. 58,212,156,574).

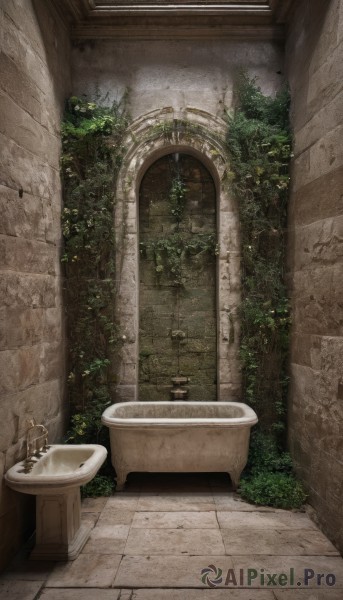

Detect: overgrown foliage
226,74,306,508
61,96,129,472
239,472,307,509
226,73,291,433
81,474,116,498
140,231,217,286
140,174,218,286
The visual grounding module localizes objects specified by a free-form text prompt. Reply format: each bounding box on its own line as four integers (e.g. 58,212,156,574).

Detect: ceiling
54,0,296,40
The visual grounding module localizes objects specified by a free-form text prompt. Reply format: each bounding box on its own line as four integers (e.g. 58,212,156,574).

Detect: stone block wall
0,0,70,571
286,0,343,553
139,154,217,401
72,39,284,121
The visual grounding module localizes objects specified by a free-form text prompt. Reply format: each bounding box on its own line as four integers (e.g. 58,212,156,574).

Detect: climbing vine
61,95,129,448
226,74,306,508
226,73,291,433
140,174,218,286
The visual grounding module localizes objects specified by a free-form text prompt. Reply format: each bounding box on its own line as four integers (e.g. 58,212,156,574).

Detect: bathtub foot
229,471,241,491
116,472,127,492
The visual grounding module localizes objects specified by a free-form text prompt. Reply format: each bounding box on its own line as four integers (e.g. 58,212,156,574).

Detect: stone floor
1,473,343,599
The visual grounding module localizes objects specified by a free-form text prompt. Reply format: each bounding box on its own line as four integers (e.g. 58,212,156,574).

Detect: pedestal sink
5,444,107,560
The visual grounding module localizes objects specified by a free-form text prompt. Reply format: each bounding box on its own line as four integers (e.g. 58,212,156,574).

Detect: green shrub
239,472,307,510
81,474,115,498
245,430,293,476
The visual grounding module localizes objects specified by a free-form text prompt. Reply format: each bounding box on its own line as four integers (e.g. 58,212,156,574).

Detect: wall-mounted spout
170,376,189,401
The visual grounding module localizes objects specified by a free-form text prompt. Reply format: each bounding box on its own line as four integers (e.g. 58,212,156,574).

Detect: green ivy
140,174,218,286
226,74,291,433
226,74,306,508
61,95,129,461
140,232,218,286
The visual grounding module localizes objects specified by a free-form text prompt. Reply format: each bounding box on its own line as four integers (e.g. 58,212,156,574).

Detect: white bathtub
101,401,258,490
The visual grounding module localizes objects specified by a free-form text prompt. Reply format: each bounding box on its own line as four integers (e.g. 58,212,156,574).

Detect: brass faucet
24,420,50,472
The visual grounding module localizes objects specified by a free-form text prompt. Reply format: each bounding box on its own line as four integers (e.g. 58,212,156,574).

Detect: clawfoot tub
102,401,258,490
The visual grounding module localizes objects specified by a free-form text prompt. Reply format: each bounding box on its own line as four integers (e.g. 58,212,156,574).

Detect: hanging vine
61,95,129,450
226,73,291,433
140,171,218,286
226,74,306,508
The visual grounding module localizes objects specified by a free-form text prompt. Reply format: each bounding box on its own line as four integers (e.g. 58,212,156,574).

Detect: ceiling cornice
52,0,295,40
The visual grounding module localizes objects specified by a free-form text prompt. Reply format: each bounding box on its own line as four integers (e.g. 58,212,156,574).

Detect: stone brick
219,211,240,255
1,272,57,309
0,235,57,275
290,216,343,272
288,165,343,227
0,93,61,168
308,38,343,113
39,341,65,383
294,88,343,158
0,185,48,242
292,264,341,336
0,132,61,200
292,124,343,192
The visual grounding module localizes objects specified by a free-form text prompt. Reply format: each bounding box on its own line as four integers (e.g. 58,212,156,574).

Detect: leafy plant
239,472,307,509
245,430,293,475
140,232,218,286
81,474,115,498
61,95,129,450
169,176,186,221
226,73,292,434
140,172,218,286
227,74,306,508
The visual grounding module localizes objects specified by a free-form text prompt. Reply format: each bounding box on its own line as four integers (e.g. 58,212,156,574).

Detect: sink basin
5,444,107,495
5,444,107,560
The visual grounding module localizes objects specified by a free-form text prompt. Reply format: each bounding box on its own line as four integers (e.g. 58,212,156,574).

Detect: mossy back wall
139,154,217,401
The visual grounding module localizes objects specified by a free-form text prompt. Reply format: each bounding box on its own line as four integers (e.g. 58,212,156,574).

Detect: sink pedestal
5,443,107,561
31,487,92,561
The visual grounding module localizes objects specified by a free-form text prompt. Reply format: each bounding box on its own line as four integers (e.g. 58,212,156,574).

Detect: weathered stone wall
139,154,217,401
72,39,283,120
286,0,343,553
72,38,284,402
0,0,70,570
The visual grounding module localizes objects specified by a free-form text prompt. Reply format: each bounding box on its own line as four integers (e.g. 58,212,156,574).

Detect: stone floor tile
46,554,122,588
137,493,215,512
40,590,120,600
98,509,135,526
274,592,343,600
124,527,225,555
118,591,134,600
81,497,108,512
81,511,99,527
231,555,343,588
132,591,275,599
104,494,140,511
0,581,43,599
222,528,340,556
217,511,317,530
113,554,233,587
213,494,280,512
131,510,218,529
82,524,130,554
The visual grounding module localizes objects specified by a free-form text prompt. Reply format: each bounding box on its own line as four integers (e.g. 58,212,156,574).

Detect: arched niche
114,107,241,402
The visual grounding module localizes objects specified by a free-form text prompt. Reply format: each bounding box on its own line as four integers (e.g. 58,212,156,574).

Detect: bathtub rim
101,401,258,429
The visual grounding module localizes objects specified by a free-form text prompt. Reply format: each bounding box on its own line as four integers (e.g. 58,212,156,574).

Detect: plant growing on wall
61,96,129,480
140,174,218,286
226,74,306,508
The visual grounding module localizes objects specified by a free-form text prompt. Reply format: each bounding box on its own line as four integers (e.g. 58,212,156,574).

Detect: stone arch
114,107,241,402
